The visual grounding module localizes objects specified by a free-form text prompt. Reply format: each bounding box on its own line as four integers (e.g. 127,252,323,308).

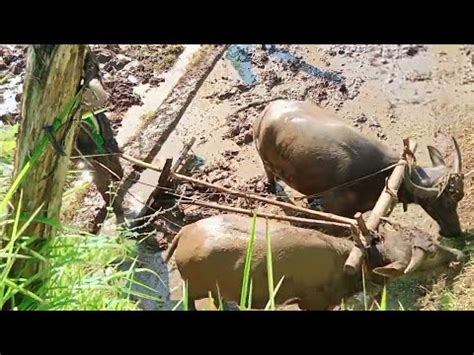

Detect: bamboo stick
121,153,356,226
179,197,352,229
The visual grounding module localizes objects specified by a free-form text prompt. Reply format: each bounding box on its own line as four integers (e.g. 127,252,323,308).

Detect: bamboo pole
121,153,356,226
179,197,352,229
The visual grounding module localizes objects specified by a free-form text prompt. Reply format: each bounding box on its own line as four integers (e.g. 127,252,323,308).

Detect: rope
294,162,405,201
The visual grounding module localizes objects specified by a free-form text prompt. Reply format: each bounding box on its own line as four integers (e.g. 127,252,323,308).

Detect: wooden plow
121,137,416,275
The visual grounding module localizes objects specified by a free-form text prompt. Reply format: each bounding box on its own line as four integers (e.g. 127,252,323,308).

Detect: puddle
0,75,22,119
226,45,258,86
226,44,343,86
270,46,343,83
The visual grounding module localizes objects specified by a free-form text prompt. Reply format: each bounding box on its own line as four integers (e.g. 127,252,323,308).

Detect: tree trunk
4,45,87,306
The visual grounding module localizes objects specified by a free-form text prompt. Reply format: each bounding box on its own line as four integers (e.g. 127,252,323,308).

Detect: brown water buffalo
253,100,465,238
165,214,465,310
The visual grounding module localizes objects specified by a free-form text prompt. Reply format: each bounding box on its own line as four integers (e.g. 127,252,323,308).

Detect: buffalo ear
372,261,407,278
427,146,446,167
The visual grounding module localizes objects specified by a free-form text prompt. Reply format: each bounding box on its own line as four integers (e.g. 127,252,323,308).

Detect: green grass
0,124,18,208
0,189,161,310
380,284,388,310
265,218,275,310
0,121,159,310
239,212,258,310
34,230,161,310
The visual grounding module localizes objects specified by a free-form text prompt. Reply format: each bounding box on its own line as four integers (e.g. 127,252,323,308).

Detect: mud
0,45,184,130
92,45,185,129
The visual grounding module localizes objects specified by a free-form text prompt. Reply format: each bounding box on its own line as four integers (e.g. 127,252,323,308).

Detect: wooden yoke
343,138,414,275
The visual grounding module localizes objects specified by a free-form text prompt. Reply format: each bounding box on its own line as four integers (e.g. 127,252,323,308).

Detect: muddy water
0,75,22,124
125,49,242,214
123,45,473,310
227,45,343,85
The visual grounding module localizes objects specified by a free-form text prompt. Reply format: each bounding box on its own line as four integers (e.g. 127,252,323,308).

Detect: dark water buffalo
74,50,124,224
253,100,465,238
75,111,124,223
165,214,465,310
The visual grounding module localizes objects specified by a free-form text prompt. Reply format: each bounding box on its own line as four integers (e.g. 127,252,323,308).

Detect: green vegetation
0,123,159,310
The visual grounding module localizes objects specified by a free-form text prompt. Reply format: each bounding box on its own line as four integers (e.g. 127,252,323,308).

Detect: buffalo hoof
307,198,324,211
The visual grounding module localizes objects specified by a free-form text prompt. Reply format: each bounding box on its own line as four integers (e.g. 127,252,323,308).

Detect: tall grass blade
172,299,183,311
362,264,368,311
247,278,253,310
380,284,388,311
182,280,189,311
265,218,276,310
398,300,405,311
3,278,43,303
18,214,62,230
208,291,214,310
371,299,380,310
0,252,31,259
340,298,345,311
216,282,224,311
239,212,257,309
14,202,45,239
12,189,23,239
264,275,285,310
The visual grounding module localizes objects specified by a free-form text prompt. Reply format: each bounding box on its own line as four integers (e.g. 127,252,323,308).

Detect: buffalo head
402,137,464,238
370,223,466,278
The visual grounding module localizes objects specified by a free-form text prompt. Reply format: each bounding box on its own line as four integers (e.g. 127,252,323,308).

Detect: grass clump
0,122,159,310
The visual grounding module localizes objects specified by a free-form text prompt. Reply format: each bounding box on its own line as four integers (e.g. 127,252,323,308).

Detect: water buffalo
75,111,124,224
74,50,124,224
253,100,465,238
165,214,465,310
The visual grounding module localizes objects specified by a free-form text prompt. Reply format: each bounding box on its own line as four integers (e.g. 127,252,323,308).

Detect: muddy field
1,44,473,310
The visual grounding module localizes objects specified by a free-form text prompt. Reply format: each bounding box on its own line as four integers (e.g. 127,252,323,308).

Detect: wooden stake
171,137,196,173
354,212,370,241
158,158,173,187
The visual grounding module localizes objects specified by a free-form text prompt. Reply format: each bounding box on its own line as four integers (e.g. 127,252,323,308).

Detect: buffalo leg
307,197,323,211
263,166,277,193
91,164,124,224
